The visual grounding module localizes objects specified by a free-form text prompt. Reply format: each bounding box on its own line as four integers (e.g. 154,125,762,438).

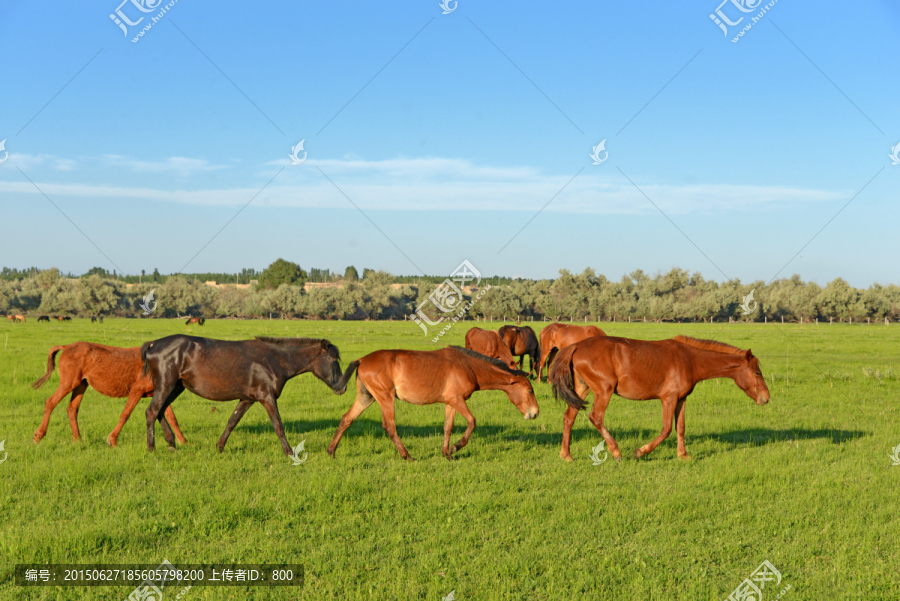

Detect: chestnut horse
141,335,358,454
327,346,539,461
464,327,518,370
549,336,770,461
537,323,605,381
14,315,26,323
497,325,540,377
31,342,186,447
185,317,205,325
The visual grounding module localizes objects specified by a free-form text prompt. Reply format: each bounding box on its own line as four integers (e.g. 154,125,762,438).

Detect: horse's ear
745,349,753,360
321,340,329,350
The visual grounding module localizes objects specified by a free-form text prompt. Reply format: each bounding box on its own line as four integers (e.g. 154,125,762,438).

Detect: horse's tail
549,344,587,411
332,359,360,395
140,341,154,377
31,345,65,389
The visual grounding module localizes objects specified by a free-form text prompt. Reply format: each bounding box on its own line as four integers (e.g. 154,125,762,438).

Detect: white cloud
0,155,848,214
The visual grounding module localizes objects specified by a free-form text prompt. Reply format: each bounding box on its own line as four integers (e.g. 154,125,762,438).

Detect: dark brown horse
31,342,186,447
549,336,770,461
141,336,358,454
464,327,518,370
185,317,205,325
37,315,50,323
327,346,539,461
497,325,540,377
537,323,606,381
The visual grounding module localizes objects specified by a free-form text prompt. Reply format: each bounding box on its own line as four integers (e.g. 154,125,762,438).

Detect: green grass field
0,318,898,600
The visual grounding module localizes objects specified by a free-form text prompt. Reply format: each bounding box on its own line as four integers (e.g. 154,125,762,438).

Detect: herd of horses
8,314,101,323
27,322,771,462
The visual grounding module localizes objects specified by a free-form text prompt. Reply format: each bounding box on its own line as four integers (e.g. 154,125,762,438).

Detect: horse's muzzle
756,393,771,405
524,409,539,420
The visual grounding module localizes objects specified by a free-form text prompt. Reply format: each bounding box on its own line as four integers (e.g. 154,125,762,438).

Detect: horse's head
309,339,343,388
507,374,540,420
734,350,770,405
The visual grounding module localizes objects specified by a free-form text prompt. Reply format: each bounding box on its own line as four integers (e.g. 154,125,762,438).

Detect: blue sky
1,0,898,286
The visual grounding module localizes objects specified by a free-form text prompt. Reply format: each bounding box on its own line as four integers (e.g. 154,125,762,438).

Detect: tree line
1,263,897,323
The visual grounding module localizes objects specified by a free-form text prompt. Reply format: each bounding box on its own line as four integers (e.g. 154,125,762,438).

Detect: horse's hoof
679,454,692,461
107,438,118,448
167,446,177,453
450,444,459,454
404,455,416,462
632,449,643,459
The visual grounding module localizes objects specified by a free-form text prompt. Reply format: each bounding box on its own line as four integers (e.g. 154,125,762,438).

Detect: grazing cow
464,327,518,370
537,323,606,381
31,342,187,447
497,325,540,377
38,315,51,323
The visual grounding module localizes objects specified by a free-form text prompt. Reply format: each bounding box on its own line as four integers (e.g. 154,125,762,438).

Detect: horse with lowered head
327,346,539,461
550,335,770,462
141,335,358,455
464,327,518,370
497,325,540,377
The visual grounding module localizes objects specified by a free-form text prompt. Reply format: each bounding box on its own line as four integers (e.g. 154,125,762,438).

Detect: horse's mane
673,336,744,355
255,336,340,359
448,346,526,376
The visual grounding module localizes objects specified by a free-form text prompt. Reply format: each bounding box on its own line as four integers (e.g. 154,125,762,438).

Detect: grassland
0,317,898,600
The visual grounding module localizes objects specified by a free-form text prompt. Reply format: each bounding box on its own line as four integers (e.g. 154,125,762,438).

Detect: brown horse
549,336,770,461
537,323,605,381
31,342,186,447
464,327,518,370
497,325,540,377
185,317,205,325
5,315,12,322
141,335,358,454
15,314,26,323
327,346,539,461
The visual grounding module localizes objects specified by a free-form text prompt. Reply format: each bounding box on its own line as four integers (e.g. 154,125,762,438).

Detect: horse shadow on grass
218,416,867,457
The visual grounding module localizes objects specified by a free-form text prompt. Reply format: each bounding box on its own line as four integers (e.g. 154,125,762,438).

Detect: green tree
343,266,359,282
257,259,307,290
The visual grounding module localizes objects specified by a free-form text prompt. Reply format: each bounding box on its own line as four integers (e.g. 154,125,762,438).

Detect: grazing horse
31,342,186,447
56,315,71,322
14,314,26,323
549,336,770,461
141,336,358,454
37,315,50,323
464,327,518,370
537,323,606,381
327,346,539,461
497,325,540,377
91,315,104,323
185,317,205,325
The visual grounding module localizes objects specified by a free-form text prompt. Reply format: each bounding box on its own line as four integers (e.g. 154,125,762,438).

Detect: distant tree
152,268,160,282
260,283,304,319
257,259,307,290
344,266,359,282
362,268,375,280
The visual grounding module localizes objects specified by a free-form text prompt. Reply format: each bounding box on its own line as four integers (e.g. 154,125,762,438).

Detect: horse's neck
468,361,511,390
279,346,316,377
687,347,744,382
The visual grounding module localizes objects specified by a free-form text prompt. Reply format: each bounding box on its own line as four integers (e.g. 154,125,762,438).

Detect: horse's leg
145,379,181,452
447,398,476,455
256,396,293,456
539,347,559,382
588,388,622,460
107,387,144,447
537,345,551,382
441,404,456,460
217,399,254,453
634,395,677,459
326,387,375,457
66,381,89,442
674,398,690,460
376,393,413,461
163,406,187,444
33,381,78,443
559,406,579,462
155,382,184,450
